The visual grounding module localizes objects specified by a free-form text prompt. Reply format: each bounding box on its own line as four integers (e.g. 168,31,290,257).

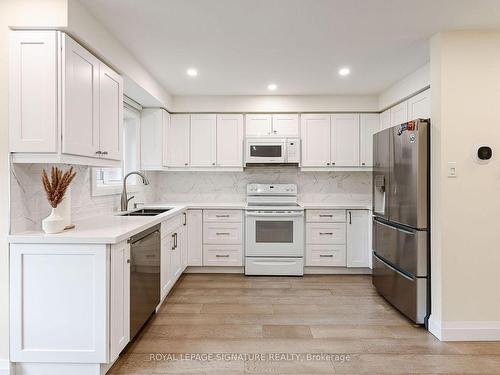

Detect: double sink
118,208,172,217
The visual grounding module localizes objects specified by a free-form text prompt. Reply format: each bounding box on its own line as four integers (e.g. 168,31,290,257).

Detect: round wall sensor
474,145,493,164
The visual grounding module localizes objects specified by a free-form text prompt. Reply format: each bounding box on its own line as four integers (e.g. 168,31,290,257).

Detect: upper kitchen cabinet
168,114,190,167
408,89,431,120
390,101,408,128
331,114,359,166
245,114,299,137
141,108,169,170
380,109,391,130
301,114,331,167
9,31,123,167
190,114,217,167
216,114,244,167
359,113,380,167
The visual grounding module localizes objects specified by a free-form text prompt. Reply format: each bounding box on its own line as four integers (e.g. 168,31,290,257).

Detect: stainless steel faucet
121,171,150,211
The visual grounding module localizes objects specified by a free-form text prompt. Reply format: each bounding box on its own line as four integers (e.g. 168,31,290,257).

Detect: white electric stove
245,184,304,276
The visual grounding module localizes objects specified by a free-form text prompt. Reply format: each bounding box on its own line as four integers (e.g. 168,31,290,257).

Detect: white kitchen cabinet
346,210,370,268
216,114,244,167
360,113,380,167
203,222,243,244
141,108,169,170
245,114,272,136
408,89,431,120
272,114,299,136
160,231,173,301
301,114,331,167
9,31,123,167
390,101,408,127
306,244,346,267
306,210,345,223
62,34,100,158
306,222,346,245
331,114,360,166
187,210,203,266
110,240,130,362
168,114,190,167
9,30,58,153
380,109,391,130
203,245,243,266
98,62,123,161
170,230,183,281
190,114,217,167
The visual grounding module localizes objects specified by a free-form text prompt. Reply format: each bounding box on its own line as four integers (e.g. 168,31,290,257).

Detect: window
91,103,141,196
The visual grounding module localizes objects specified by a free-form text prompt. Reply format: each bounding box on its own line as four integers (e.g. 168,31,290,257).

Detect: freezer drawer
372,254,427,324
372,218,427,277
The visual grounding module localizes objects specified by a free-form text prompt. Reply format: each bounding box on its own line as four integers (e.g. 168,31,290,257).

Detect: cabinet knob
184,162,188,166
361,162,365,166
326,163,330,166
101,151,108,155
95,151,102,155
332,162,336,165
212,162,216,166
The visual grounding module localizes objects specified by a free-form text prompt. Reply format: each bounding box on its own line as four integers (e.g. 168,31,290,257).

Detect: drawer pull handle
216,215,230,218
319,214,333,217
319,232,333,235
216,254,230,258
320,254,334,258
216,232,230,235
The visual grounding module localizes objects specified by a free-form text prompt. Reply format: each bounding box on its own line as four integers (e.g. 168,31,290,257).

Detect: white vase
42,207,66,234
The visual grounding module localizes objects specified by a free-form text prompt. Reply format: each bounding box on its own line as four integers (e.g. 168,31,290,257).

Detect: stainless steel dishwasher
129,224,161,339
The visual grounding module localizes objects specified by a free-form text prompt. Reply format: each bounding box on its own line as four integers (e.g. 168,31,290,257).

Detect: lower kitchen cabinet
203,244,243,266
346,210,371,268
187,210,203,266
305,209,370,269
9,241,129,366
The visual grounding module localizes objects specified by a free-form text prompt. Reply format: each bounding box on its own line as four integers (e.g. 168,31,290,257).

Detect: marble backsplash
152,167,372,205
10,163,155,233
10,164,371,234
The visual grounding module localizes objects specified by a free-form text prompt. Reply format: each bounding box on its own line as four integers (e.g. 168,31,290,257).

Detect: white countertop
9,201,371,244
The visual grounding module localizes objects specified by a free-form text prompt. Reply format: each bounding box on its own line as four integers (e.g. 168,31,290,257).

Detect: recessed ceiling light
267,83,277,91
338,67,350,76
187,68,198,77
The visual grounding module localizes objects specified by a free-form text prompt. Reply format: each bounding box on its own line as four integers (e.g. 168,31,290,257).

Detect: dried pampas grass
42,167,77,208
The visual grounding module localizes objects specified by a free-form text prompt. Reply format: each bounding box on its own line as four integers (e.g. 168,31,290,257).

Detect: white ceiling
80,0,500,96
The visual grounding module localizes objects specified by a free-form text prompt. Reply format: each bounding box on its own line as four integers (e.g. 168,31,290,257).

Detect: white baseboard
429,317,500,341
0,360,14,375
185,266,244,273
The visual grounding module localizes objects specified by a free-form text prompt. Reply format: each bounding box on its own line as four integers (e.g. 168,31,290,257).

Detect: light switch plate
447,162,457,178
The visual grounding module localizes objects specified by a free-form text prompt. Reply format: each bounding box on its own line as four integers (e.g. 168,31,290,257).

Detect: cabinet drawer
203,209,242,222
203,222,242,244
161,213,184,238
306,210,346,223
306,244,346,267
203,245,243,266
306,223,346,244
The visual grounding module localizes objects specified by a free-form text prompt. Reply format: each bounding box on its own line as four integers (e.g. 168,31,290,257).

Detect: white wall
378,63,430,111
66,0,173,109
429,31,500,341
0,0,68,369
172,95,378,113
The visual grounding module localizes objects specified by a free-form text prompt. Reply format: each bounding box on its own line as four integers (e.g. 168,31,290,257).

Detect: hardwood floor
110,274,500,374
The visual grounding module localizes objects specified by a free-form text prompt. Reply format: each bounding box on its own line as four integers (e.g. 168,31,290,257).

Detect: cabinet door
162,110,170,167
360,113,380,167
187,210,203,266
331,114,360,166
141,108,164,170
169,231,183,282
168,114,190,167
346,210,370,268
408,89,430,120
110,241,130,361
62,34,100,157
245,114,272,136
180,215,188,271
380,109,391,130
160,234,173,300
9,31,58,153
190,114,216,167
272,114,299,136
216,114,243,167
390,101,408,127
300,114,331,167
99,62,123,160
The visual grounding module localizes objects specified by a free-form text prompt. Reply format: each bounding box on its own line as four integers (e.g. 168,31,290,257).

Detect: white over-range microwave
245,137,300,165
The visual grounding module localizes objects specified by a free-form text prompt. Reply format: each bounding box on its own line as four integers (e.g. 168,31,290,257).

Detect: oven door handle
245,211,304,217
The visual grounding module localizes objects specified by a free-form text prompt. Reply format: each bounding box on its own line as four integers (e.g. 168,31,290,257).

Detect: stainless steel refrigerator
372,119,430,325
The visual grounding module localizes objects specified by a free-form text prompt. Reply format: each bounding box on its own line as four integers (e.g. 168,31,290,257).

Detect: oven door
245,210,304,257
246,140,286,164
